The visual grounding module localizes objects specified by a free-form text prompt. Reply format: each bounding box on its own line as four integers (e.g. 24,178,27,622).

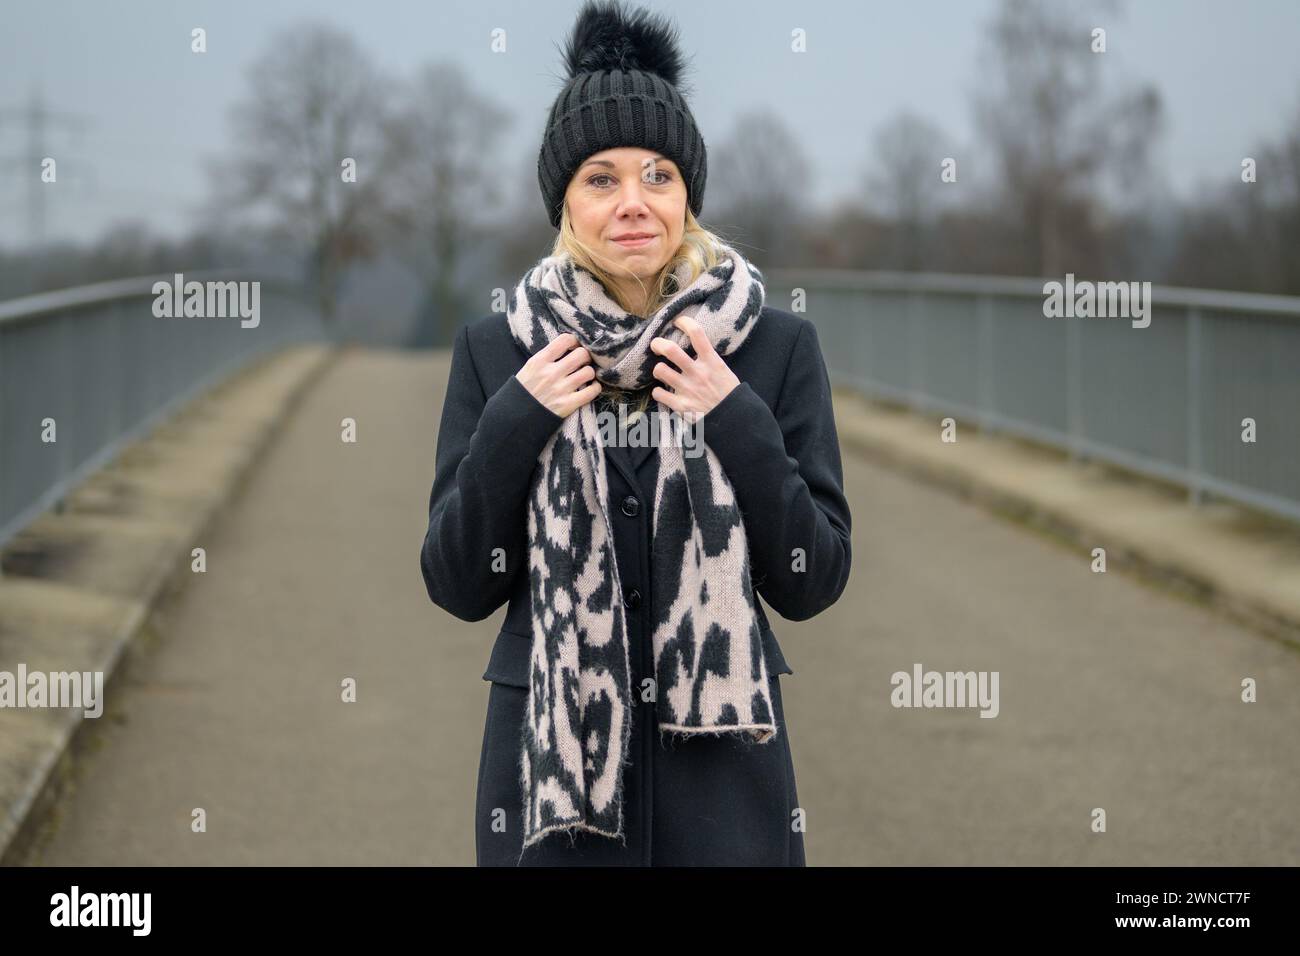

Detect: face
564,146,687,286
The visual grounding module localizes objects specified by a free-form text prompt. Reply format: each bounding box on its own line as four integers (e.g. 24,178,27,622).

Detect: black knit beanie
537,0,707,229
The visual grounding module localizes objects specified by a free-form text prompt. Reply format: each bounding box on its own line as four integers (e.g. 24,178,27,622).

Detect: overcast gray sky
2,0,1299,249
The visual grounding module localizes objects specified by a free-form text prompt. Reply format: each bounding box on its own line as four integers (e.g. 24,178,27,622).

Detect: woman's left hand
650,315,741,417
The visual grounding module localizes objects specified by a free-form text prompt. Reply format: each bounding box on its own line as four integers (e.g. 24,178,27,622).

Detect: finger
556,345,591,373
651,385,684,412
563,364,597,388
675,316,716,361
564,381,602,414
650,336,693,370
541,332,579,360
651,361,685,390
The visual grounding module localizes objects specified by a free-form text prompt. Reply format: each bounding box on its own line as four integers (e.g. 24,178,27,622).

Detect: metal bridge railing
0,272,325,550
767,269,1300,524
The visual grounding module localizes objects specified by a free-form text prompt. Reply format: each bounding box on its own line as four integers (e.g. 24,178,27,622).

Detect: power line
0,84,92,247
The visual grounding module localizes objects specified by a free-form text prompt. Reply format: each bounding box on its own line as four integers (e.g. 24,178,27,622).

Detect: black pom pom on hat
537,0,707,229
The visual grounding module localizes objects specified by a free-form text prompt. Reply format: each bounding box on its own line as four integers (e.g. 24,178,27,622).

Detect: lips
612,234,656,248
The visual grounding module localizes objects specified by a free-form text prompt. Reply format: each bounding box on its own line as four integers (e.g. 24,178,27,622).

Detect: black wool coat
420,305,852,866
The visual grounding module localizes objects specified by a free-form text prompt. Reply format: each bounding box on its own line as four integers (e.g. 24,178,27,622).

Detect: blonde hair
550,204,734,422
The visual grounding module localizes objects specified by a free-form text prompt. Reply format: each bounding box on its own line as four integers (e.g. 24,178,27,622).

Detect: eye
585,170,674,188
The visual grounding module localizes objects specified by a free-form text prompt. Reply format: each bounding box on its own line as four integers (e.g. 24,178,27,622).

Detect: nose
615,176,651,217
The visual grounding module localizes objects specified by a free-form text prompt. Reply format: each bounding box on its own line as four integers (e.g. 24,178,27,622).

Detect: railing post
977,294,993,433
856,286,869,395
1067,300,1082,465
0,322,4,580
58,312,73,501
908,289,923,415
1187,305,1204,508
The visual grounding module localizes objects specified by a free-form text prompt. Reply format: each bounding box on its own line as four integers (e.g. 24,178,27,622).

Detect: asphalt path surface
32,347,1300,865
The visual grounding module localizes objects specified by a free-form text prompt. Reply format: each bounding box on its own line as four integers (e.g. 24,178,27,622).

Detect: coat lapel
603,440,637,489
628,440,655,474
603,440,656,492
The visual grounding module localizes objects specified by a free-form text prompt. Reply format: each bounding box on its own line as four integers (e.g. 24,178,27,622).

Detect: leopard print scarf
504,241,778,858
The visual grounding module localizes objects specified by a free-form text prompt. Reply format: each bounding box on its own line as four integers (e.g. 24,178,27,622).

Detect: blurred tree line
2,0,1298,345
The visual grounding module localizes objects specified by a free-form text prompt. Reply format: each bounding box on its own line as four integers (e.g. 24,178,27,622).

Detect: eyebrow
579,155,673,171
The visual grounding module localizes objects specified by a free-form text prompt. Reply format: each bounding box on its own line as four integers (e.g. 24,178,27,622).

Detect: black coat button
625,588,641,609
621,495,639,517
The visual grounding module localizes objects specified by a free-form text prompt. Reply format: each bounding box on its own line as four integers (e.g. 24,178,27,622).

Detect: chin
630,260,667,277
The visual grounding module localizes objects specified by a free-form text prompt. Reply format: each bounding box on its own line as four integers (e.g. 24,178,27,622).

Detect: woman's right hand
516,333,602,417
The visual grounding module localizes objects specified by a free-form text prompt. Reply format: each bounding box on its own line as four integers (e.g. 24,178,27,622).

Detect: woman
420,0,851,866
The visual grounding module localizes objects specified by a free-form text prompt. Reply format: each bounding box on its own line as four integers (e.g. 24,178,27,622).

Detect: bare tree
706,110,812,269
381,61,513,346
974,0,1162,277
1258,87,1300,293
1171,83,1300,295
864,111,952,270
208,21,393,332
495,152,569,282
